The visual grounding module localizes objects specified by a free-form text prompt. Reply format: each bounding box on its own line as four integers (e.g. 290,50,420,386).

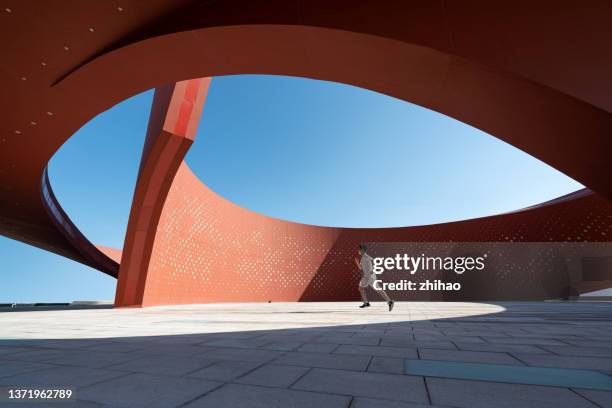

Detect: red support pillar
114,78,211,307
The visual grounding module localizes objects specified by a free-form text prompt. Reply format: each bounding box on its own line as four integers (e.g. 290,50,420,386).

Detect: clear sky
0,75,583,303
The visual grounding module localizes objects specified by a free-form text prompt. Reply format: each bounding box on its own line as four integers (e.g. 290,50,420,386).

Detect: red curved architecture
41,168,118,277
133,163,612,306
1,2,611,306
115,78,211,307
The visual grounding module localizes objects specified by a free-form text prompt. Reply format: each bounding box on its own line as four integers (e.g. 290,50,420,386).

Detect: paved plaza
1,302,612,407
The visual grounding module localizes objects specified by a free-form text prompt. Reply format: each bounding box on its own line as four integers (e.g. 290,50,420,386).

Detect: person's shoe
359,302,370,308
388,300,395,311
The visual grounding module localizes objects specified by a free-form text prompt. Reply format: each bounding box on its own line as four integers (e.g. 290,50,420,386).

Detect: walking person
355,245,394,311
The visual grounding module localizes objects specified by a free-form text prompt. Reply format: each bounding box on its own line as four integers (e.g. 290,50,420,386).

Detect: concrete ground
1,301,612,407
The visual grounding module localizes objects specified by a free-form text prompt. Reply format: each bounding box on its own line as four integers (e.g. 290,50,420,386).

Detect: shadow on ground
1,302,612,408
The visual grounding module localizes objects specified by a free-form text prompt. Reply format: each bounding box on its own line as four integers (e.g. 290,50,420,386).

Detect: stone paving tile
408,328,441,334
134,343,214,356
199,338,271,349
323,330,362,337
78,372,221,408
482,337,569,346
184,383,350,408
106,354,218,376
256,334,319,343
541,345,612,358
426,377,597,408
523,328,606,336
454,341,551,355
274,351,370,371
351,397,445,408
574,388,612,408
440,330,510,337
81,342,145,353
367,357,405,374
291,328,343,336
107,335,166,344
564,340,612,348
413,334,485,343
235,364,310,387
354,330,387,337
298,343,339,353
201,332,263,340
0,346,36,356
513,353,612,371
419,348,524,365
42,350,143,369
149,335,219,345
200,347,282,362
386,328,417,334
0,360,56,378
0,348,76,362
482,325,535,332
380,338,456,350
335,344,418,359
314,335,380,346
188,360,263,381
0,339,63,347
260,341,303,351
506,333,585,340
0,399,104,408
410,320,437,325
33,340,110,350
0,365,127,388
293,368,429,403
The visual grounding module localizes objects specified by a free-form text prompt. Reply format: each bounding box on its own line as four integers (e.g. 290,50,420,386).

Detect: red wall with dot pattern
139,163,612,306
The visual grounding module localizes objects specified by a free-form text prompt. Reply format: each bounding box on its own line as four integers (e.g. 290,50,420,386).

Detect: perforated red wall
139,163,612,306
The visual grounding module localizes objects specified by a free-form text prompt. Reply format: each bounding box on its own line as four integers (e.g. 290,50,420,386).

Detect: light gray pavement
0,302,611,407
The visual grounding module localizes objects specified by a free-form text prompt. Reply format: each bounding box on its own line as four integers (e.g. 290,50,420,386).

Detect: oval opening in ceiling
186,74,584,228
48,90,153,248
49,74,584,244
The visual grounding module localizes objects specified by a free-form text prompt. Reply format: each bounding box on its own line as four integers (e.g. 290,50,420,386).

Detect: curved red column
114,78,211,307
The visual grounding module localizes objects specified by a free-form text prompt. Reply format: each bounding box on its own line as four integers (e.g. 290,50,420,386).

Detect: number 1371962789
4,388,74,400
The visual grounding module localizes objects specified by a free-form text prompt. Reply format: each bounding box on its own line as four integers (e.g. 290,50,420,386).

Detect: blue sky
0,75,583,302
